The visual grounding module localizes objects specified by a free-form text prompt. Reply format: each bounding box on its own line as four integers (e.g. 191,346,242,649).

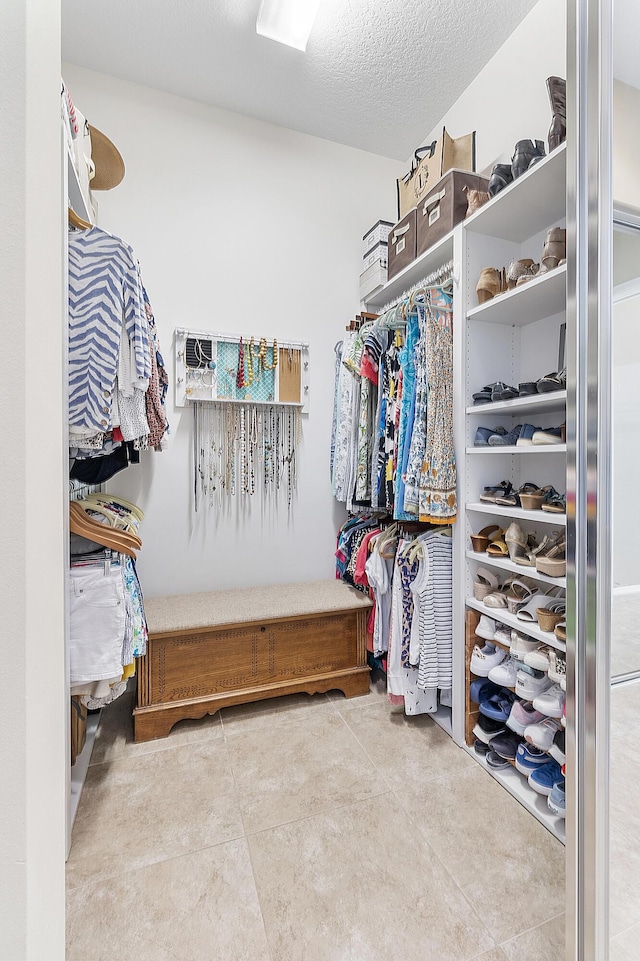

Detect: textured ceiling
62,0,538,160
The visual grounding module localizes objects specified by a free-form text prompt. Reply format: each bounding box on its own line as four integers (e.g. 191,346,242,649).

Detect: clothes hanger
82,492,145,522
78,496,143,535
75,498,142,542
69,503,139,557
68,206,93,230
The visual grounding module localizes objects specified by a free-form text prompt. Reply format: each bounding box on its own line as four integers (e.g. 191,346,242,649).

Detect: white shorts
69,564,126,685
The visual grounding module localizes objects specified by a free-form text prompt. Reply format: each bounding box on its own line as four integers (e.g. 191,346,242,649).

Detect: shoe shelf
466,444,566,455
466,502,567,526
364,229,455,311
464,143,566,243
466,550,566,588
463,744,566,843
466,390,567,416
465,597,566,652
467,264,567,328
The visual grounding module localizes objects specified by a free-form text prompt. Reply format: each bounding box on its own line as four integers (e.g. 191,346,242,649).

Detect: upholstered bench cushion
144,579,372,635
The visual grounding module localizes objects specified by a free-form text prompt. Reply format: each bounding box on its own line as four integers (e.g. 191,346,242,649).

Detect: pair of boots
488,77,567,198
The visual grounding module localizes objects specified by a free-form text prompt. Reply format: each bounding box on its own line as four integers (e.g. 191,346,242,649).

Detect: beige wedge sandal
535,538,567,577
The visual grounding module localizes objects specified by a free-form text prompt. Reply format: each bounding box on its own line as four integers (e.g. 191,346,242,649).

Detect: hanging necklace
236,337,245,390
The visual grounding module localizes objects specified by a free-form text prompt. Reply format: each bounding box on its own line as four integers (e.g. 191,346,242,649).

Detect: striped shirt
68,227,150,432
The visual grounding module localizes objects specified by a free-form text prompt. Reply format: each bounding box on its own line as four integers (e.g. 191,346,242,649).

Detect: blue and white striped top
68,226,150,432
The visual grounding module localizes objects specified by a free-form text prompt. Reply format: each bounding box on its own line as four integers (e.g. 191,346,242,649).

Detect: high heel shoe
536,538,567,577
546,77,567,152
476,267,506,304
506,258,537,290
488,163,514,198
542,227,566,269
511,139,546,180
505,522,528,562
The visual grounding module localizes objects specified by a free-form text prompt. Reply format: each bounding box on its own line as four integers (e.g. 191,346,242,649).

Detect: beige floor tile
67,739,243,889
66,839,271,961
89,687,224,765
326,673,388,713
221,690,336,736
500,914,565,961
227,711,385,834
248,794,495,961
610,825,640,936
344,700,474,787
395,765,565,943
611,921,640,961
471,950,508,961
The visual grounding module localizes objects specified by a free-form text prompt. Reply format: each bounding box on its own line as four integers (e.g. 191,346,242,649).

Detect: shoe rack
452,143,568,843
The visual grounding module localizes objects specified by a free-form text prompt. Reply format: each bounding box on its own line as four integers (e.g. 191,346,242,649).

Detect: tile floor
610,681,640,961
67,677,566,961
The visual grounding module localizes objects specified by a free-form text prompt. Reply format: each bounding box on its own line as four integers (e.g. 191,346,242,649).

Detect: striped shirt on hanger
68,226,150,432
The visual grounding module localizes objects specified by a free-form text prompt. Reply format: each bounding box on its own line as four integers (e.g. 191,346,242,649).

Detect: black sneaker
549,729,566,765
486,750,511,770
473,713,507,745
474,738,490,757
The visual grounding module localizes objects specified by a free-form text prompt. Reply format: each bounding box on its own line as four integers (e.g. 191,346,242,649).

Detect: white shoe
510,631,542,661
494,624,512,646
488,655,519,687
516,665,552,700
470,642,506,677
524,716,562,752
524,646,552,672
475,615,496,641
533,683,566,719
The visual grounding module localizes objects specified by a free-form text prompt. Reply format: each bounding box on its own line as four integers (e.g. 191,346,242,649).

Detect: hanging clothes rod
175,327,309,351
377,259,456,316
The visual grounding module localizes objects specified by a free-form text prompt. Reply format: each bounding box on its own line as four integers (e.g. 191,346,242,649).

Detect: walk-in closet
3,1,640,960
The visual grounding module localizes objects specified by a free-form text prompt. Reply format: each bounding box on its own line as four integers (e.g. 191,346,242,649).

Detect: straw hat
88,124,125,190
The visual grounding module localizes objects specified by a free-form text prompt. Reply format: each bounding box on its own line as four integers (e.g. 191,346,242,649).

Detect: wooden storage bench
134,579,372,741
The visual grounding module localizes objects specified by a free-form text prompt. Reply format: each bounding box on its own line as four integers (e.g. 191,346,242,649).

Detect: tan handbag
397,127,476,219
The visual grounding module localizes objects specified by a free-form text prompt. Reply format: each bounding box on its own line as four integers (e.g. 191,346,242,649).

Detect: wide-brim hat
88,124,125,190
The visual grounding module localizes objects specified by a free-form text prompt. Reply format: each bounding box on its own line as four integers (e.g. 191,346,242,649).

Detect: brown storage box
387,208,417,281
417,169,490,256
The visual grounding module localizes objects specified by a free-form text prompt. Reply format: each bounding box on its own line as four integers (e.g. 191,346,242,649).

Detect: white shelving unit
466,597,566,652
467,502,567,525
466,390,566,416
364,230,454,311
467,444,566,455
453,141,567,843
463,744,566,843
465,550,566,589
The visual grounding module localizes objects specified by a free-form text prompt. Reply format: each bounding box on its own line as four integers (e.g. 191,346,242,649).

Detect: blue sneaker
469,678,501,704
528,759,563,795
515,742,550,776
488,424,523,446
548,779,566,818
475,426,506,446
479,690,517,722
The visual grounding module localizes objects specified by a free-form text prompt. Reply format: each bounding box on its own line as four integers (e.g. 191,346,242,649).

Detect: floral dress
418,285,456,523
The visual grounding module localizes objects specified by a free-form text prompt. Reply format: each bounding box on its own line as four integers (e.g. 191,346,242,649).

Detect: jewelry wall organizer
174,328,309,512
174,328,310,413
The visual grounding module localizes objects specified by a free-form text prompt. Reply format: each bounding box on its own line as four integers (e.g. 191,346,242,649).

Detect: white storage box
363,242,388,271
359,261,387,300
363,220,393,257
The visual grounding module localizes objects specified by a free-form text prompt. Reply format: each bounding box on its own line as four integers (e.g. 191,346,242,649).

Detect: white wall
614,80,640,208
419,0,566,175
63,63,401,597
1,1,67,959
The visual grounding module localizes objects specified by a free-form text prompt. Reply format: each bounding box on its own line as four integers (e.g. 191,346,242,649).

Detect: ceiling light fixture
256,0,323,52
